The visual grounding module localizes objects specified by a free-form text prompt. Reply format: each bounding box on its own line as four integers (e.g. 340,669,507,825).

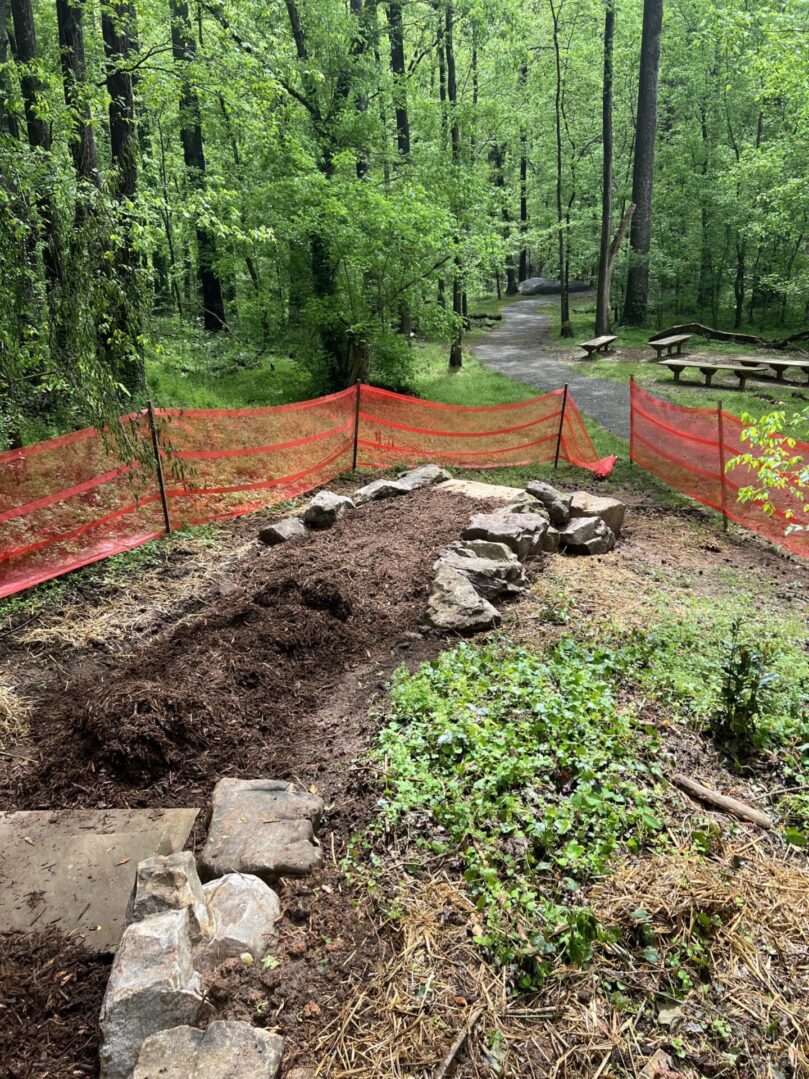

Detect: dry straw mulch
317,842,809,1078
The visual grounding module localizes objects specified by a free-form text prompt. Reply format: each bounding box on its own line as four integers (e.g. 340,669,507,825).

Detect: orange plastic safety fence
630,380,809,559
0,384,616,600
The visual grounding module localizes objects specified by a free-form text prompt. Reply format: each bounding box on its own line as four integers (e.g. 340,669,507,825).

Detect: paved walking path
472,298,631,438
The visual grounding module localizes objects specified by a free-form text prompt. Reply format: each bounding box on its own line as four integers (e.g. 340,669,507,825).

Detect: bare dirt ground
1,482,807,1077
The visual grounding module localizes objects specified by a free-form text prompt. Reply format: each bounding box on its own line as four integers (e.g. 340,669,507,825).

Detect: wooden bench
763,358,809,383
579,334,617,358
658,360,768,390
650,334,692,358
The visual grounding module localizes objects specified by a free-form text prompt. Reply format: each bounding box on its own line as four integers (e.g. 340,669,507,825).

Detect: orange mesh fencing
0,384,615,601
630,380,809,559
356,385,617,476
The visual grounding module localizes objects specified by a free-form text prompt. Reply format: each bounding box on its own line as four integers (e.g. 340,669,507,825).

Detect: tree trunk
550,0,572,336
56,0,99,192
444,3,463,367
595,0,614,336
622,0,663,326
518,63,529,281
0,0,20,138
386,2,410,156
170,0,226,331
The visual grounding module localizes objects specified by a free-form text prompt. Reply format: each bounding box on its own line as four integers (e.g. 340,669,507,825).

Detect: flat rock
200,779,324,883
426,565,501,633
435,478,525,502
130,852,211,941
134,1021,284,1079
353,477,411,506
462,510,548,560
396,463,451,489
434,548,527,600
258,517,307,546
99,909,204,1079
569,491,625,536
442,539,517,562
525,481,572,527
194,873,281,972
302,491,354,529
560,515,616,555
0,808,198,953
504,494,548,518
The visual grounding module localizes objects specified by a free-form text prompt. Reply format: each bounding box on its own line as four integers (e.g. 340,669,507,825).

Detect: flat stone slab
135,1022,284,1079
435,479,525,502
200,779,324,883
0,808,199,953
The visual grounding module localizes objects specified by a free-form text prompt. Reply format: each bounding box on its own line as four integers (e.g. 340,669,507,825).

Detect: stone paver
0,808,199,952
472,298,632,438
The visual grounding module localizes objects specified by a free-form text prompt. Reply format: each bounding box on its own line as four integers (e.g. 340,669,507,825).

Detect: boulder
541,527,562,554
200,779,324,883
568,491,626,536
194,873,281,972
560,515,616,555
130,852,210,941
426,566,501,633
462,510,548,560
258,517,307,546
434,548,527,601
504,495,549,520
517,277,590,296
525,481,572,527
302,491,354,529
442,539,516,563
99,909,204,1079
353,477,410,506
134,1022,284,1079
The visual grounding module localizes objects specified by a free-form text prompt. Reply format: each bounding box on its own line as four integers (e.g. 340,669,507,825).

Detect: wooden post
351,378,362,472
146,400,172,536
629,375,635,463
717,400,728,532
554,383,568,470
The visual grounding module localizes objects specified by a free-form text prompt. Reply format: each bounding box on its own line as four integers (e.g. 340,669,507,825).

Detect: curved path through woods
472,297,631,438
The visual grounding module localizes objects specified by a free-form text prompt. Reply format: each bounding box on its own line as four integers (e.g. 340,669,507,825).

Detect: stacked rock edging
99,780,324,1079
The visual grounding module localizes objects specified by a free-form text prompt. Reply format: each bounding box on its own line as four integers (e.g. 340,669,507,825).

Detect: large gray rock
525,481,572,527
258,517,307,546
303,491,354,529
426,565,501,633
200,779,324,883
134,1022,284,1079
397,464,451,489
353,477,411,506
442,539,516,562
99,909,204,1079
194,873,281,972
541,527,562,554
504,495,549,520
462,510,548,560
518,277,590,295
130,852,210,942
569,492,626,536
560,515,616,555
434,547,527,601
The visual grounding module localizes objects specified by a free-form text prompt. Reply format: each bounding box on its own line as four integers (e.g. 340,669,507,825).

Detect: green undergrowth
368,638,664,987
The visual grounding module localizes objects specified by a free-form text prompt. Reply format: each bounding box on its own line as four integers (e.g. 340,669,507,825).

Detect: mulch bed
0,487,500,1078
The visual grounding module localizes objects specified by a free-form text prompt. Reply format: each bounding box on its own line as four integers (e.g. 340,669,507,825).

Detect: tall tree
445,2,463,368
549,0,572,336
55,0,99,193
623,0,663,325
595,0,614,335
386,1,410,157
518,62,529,282
0,0,19,138
170,0,226,330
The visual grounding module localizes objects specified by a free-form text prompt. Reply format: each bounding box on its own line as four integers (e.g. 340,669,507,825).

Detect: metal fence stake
554,384,569,469
629,375,635,463
717,400,729,532
351,378,362,472
146,400,172,536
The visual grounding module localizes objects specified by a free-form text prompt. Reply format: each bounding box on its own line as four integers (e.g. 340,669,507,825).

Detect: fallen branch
650,323,809,352
433,1004,485,1079
672,773,773,829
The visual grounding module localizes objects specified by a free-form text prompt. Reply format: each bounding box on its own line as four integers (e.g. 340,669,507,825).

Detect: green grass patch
372,638,664,986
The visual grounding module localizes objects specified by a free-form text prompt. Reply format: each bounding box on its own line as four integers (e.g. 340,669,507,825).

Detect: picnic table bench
650,334,691,358
579,334,617,358
658,359,767,390
737,357,809,383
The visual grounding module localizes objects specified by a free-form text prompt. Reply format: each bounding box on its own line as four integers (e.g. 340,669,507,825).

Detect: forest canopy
1,0,808,448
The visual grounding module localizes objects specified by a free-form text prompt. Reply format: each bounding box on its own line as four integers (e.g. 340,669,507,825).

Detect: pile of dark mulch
0,930,109,1078
2,489,491,812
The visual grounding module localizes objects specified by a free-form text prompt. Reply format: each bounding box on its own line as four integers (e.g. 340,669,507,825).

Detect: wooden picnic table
650,334,692,358
658,359,767,390
579,334,617,358
738,357,809,383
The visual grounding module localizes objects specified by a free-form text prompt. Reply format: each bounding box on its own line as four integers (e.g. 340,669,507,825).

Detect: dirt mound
4,488,489,810
0,929,109,1078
